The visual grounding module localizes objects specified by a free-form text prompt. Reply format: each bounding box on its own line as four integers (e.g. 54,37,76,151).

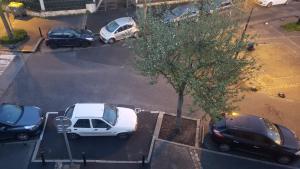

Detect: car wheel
219,143,231,152
133,32,139,38
117,133,129,139
277,155,292,164
267,2,272,7
49,43,58,49
81,41,90,48
108,38,115,44
16,133,29,141
68,133,80,140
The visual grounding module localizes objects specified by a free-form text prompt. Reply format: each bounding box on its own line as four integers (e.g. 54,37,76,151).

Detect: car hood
80,29,96,40
278,125,300,150
15,106,42,126
115,107,137,131
100,26,113,39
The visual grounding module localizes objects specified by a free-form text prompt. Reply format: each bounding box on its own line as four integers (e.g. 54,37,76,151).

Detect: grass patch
281,22,300,32
0,29,28,45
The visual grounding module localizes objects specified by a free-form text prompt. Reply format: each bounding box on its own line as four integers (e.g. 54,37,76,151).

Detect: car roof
49,27,77,33
114,17,135,26
73,103,104,118
226,113,267,135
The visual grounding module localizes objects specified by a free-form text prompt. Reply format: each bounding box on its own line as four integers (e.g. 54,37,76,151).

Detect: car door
71,119,93,136
63,32,79,47
226,129,255,151
114,26,127,40
249,134,277,158
91,119,113,136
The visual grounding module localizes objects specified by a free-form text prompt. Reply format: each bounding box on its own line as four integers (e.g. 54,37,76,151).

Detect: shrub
0,29,28,44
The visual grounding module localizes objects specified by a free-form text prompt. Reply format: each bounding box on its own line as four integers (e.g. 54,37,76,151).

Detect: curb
0,37,44,54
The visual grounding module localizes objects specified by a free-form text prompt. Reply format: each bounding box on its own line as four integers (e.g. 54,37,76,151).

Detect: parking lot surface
34,111,158,161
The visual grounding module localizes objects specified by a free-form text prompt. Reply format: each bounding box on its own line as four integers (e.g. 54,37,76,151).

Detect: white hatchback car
99,17,139,44
64,103,138,139
257,0,288,7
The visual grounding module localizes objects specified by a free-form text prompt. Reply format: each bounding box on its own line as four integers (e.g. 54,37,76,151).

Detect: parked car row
0,103,138,141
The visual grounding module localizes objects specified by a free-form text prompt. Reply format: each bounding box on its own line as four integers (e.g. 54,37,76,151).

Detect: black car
211,112,300,164
0,103,44,141
46,27,96,49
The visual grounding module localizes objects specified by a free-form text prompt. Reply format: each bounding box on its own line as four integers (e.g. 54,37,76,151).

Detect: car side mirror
106,126,111,130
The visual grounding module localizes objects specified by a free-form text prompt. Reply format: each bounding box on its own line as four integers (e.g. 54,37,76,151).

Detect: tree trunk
175,88,184,132
297,17,300,25
0,9,14,40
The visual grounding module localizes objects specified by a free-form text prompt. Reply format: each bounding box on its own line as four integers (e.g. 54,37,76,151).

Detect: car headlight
85,37,94,41
24,125,36,130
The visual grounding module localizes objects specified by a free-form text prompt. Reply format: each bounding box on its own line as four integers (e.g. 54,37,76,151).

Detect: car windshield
263,119,282,145
103,104,118,125
106,21,120,33
0,104,23,125
171,6,188,17
65,105,74,119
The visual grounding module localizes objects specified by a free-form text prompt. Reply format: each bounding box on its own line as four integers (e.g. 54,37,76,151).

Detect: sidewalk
0,14,86,53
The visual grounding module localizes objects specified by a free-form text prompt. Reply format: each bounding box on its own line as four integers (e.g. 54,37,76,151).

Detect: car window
0,104,23,125
252,134,271,145
103,104,118,126
74,119,90,128
65,105,74,119
64,32,74,38
92,119,109,128
106,20,120,33
171,6,188,17
50,32,63,38
229,129,253,140
115,26,126,33
263,119,282,145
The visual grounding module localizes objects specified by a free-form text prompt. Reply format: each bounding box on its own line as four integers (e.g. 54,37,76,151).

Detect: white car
99,17,139,44
257,0,288,7
64,103,138,139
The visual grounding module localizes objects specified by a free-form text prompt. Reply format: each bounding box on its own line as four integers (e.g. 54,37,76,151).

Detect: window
106,21,120,33
252,134,271,145
65,105,74,119
74,119,90,128
103,104,118,126
92,119,109,128
125,24,133,30
115,26,126,33
229,129,253,140
64,33,74,38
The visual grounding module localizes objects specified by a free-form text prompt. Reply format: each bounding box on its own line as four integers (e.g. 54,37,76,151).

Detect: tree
0,1,14,40
129,5,259,131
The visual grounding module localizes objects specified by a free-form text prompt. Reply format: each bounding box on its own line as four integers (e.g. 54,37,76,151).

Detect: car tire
49,43,58,49
68,133,80,140
277,155,292,164
267,2,272,7
117,133,129,139
81,41,90,48
133,32,139,38
16,133,29,141
108,38,115,44
218,143,231,152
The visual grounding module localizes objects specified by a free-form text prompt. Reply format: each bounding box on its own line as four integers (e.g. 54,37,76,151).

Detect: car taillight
213,129,224,138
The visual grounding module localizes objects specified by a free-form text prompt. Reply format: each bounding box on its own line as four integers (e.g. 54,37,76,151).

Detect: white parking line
31,112,58,162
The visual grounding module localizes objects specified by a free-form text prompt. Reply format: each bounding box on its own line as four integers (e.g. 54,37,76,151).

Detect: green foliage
128,6,259,120
281,22,300,32
0,29,28,44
